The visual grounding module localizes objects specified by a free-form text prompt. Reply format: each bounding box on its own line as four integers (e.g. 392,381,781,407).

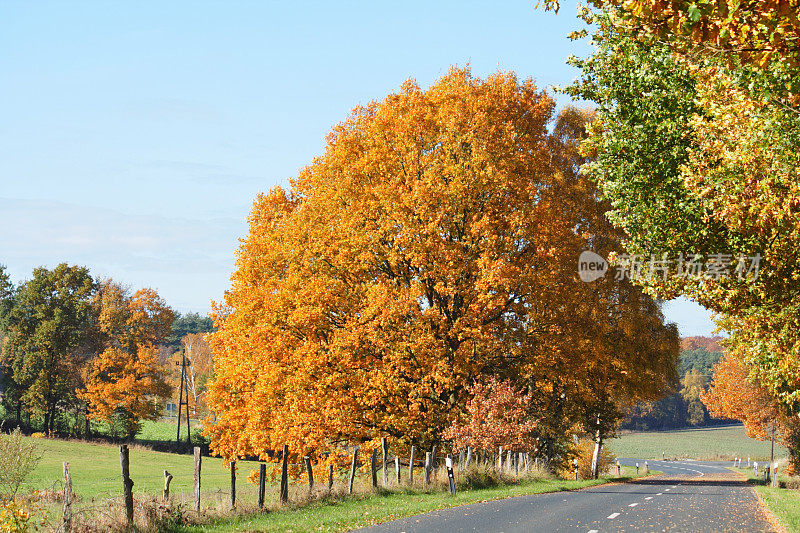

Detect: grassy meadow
606,424,788,461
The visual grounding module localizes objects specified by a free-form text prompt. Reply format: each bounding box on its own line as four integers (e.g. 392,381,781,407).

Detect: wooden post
371,449,378,489
62,462,73,533
119,445,134,525
424,452,431,488
305,456,314,492
408,445,416,485
328,463,334,492
349,447,358,495
257,464,266,509
229,461,236,509
163,470,174,502
381,437,388,487
280,445,289,504
395,456,401,484
193,446,202,512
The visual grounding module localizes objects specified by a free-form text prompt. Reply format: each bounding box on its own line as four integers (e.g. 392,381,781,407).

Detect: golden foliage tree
79,282,173,438
206,68,679,470
703,352,800,473
80,346,171,439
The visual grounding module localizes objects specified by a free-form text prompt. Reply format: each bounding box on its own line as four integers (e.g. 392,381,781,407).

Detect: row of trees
205,68,680,478
550,0,800,470
0,264,214,440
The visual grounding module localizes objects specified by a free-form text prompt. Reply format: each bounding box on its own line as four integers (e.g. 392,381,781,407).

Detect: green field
607,424,788,461
21,435,261,502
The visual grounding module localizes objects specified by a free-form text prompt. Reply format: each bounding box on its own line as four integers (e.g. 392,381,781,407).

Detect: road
355,460,774,532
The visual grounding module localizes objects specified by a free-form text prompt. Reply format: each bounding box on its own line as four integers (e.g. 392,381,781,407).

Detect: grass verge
730,467,800,533
176,467,647,533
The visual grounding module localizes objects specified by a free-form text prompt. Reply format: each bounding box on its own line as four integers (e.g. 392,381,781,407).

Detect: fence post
163,470,173,502
409,445,416,485
424,452,431,488
119,445,134,525
328,463,334,492
395,456,401,485
280,445,289,504
193,447,202,512
62,462,72,533
371,449,378,489
229,461,236,509
381,438,388,487
349,447,358,494
305,456,314,492
257,463,266,509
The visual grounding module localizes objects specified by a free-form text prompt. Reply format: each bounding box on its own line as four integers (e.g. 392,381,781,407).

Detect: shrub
0,430,41,500
559,438,615,479
0,500,35,533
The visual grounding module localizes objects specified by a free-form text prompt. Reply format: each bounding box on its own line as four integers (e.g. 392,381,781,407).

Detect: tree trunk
591,426,603,479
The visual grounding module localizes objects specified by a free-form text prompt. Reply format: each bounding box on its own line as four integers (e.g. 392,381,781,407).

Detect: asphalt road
355,460,774,533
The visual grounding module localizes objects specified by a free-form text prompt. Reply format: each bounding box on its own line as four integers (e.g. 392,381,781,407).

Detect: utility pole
176,353,192,446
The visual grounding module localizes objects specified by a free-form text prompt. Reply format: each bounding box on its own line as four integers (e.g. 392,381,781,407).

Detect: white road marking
587,530,599,533
629,503,638,507
607,513,620,519
657,492,663,496
665,489,671,491
645,497,653,500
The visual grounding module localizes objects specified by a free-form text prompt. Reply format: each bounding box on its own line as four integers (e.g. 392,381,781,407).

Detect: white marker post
445,457,456,496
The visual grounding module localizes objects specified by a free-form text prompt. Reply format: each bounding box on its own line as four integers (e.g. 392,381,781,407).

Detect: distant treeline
621,336,730,431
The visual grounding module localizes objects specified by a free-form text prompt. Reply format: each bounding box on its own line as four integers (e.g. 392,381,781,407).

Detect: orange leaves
702,353,781,441
204,67,679,467
443,378,538,452
79,345,171,437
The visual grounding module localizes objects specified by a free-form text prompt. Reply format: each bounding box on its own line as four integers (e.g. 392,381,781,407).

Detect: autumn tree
79,282,174,438
206,68,680,473
703,352,800,472
443,378,538,454
2,264,95,434
80,346,171,439
563,1,800,428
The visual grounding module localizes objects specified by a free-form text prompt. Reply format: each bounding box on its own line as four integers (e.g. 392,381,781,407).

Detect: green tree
165,312,215,349
568,6,800,416
3,264,96,434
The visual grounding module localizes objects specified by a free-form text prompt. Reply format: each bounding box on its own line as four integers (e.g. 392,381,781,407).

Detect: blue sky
0,0,716,335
